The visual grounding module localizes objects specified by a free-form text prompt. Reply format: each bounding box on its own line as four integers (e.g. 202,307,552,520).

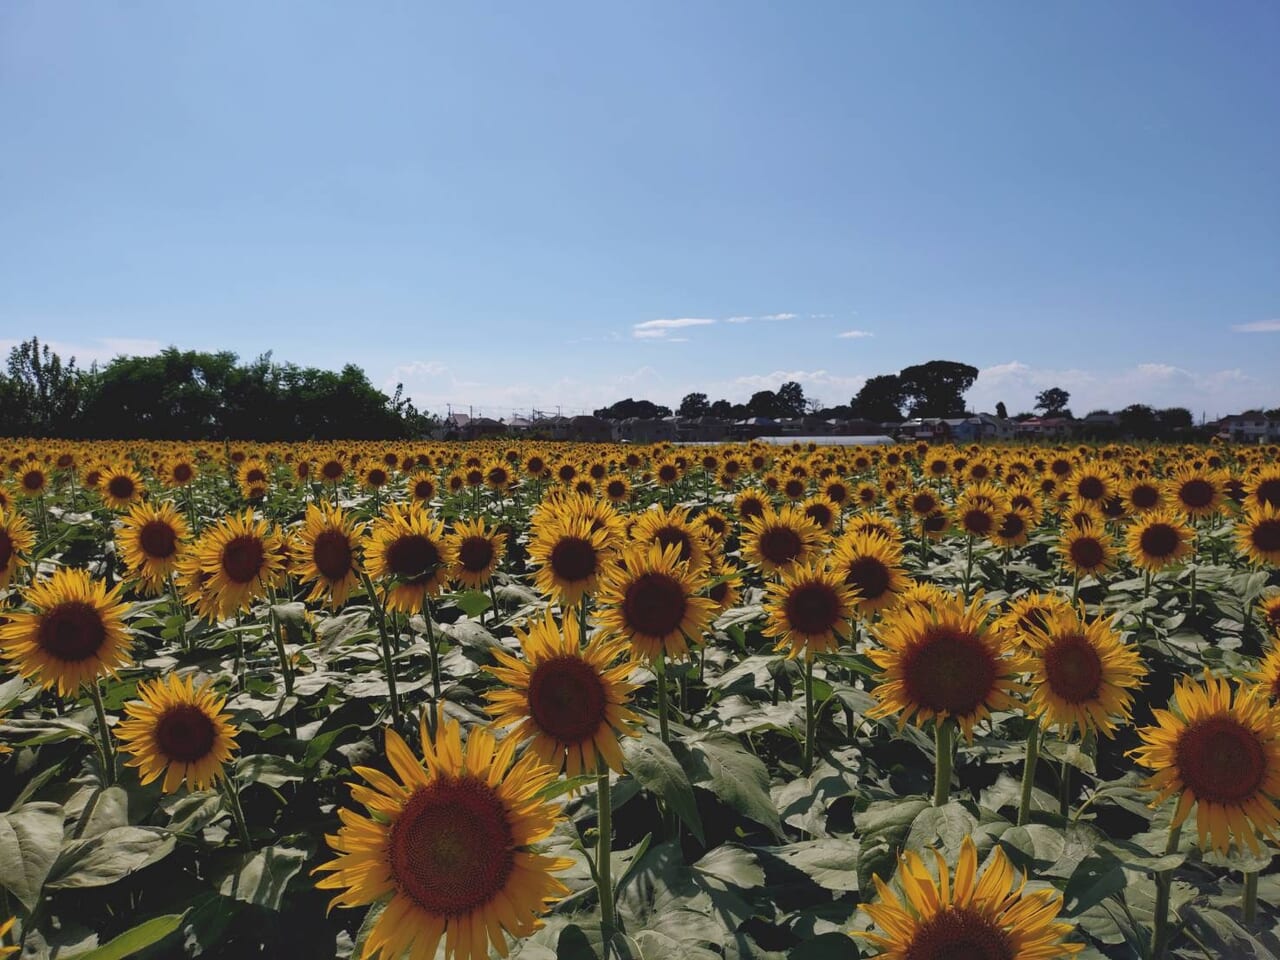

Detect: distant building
613,417,678,443
1218,412,1280,443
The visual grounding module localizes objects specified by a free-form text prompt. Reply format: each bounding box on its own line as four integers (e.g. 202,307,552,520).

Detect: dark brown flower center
1251,519,1280,554
322,460,344,480
389,778,514,917
961,509,993,537
904,906,1014,960
622,572,687,636
997,513,1025,540
245,468,266,484
527,655,607,743
154,704,217,763
107,476,135,500
844,556,890,602
1139,523,1181,559
901,628,997,718
548,536,597,584
173,463,193,483
221,535,265,584
1042,633,1103,703
657,465,678,484
738,497,765,520
38,601,107,662
414,480,435,500
387,534,441,583
653,526,694,563
1178,479,1214,509
458,536,495,573
367,469,388,488
757,526,803,567
784,581,843,635
606,480,627,499
139,521,178,560
0,529,13,569
22,470,45,492
1175,715,1267,805
313,529,353,580
1255,478,1280,510
804,502,833,529
912,492,938,515
1069,536,1105,570
1076,476,1105,501
784,479,806,499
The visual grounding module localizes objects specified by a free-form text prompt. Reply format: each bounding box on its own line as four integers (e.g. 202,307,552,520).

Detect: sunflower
99,465,145,510
1166,466,1222,519
361,465,391,492
1258,591,1280,639
763,561,856,659
990,505,1032,549
692,507,730,547
319,457,346,484
238,458,271,495
313,712,573,960
654,458,681,487
1248,642,1280,701
1068,465,1112,505
1131,673,1280,855
596,543,718,662
1125,510,1194,572
867,592,1023,742
407,471,437,505
602,474,631,505
1019,608,1145,738
707,559,742,611
1236,505,1280,566
526,511,614,608
954,490,1004,541
162,458,198,488
1247,465,1280,511
293,503,365,609
630,505,711,572
733,488,770,522
830,531,908,617
801,496,839,532
0,567,132,696
116,674,239,792
117,500,189,591
1057,521,1114,579
485,610,640,776
0,917,15,960
365,505,451,614
192,510,286,619
0,508,36,589
17,466,47,497
992,592,1073,653
856,835,1082,959
920,510,952,541
907,488,941,518
741,505,824,575
447,518,507,590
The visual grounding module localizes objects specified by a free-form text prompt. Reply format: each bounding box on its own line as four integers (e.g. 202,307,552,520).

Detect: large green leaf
0,801,64,911
760,839,859,892
622,732,704,844
46,826,176,889
854,798,930,896
64,913,185,960
215,843,310,910
681,734,783,838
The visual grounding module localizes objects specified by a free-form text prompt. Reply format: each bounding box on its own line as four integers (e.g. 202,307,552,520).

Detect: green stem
1141,570,1152,640
654,651,671,744
803,654,816,775
1151,822,1182,959
1017,722,1040,826
596,764,616,956
1059,757,1072,817
220,773,253,848
962,535,974,600
1188,566,1196,616
89,679,115,786
267,603,294,699
933,720,953,806
360,572,401,728
423,599,441,708
1244,869,1258,925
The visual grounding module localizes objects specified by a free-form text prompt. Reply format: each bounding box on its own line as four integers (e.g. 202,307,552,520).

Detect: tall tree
677,392,710,418
0,337,86,437
995,401,1008,419
747,390,782,419
849,375,905,422
898,361,978,418
1034,387,1071,417
776,381,806,418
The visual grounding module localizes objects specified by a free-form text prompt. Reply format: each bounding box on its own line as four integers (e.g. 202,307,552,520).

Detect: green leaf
302,723,359,768
46,826,176,889
788,932,860,960
681,734,783,838
236,753,306,789
0,801,64,911
215,844,309,910
854,798,930,896
761,839,859,892
1062,852,1127,916
454,590,493,619
64,913,185,960
622,732,705,844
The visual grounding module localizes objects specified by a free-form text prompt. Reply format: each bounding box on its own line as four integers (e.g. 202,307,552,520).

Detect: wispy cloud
724,316,753,324
632,317,716,339
837,330,874,339
759,313,798,322
1232,319,1280,333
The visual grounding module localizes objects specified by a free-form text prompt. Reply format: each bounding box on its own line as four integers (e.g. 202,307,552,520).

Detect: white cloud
0,337,165,366
759,313,798,322
1232,319,1280,333
632,317,716,339
724,316,753,324
837,330,874,339
968,360,1267,419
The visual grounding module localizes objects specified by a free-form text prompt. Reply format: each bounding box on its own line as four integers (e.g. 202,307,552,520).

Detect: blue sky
2,2,1277,420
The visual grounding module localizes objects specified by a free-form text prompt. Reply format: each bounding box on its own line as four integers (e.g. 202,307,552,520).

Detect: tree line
0,338,436,440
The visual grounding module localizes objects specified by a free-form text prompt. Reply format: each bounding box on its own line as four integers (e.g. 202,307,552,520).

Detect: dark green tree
1034,387,1071,416
849,374,905,422
898,361,979,418
677,392,711,418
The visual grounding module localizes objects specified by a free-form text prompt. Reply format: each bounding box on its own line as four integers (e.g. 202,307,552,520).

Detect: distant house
567,415,615,442
897,418,952,441
1015,417,1073,438
463,417,506,440
675,417,731,443
613,417,678,443
1218,412,1279,443
831,418,887,436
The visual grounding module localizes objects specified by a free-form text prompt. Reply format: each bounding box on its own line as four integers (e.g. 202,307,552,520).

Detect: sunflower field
1,439,1279,960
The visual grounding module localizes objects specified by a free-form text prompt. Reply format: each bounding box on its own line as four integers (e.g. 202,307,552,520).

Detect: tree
747,390,783,419
1157,407,1194,432
898,361,978,418
677,392,710,419
709,399,735,419
995,401,1008,419
1118,404,1159,439
0,337,87,437
1034,387,1071,417
849,375,905,423
593,398,671,420
776,381,806,418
